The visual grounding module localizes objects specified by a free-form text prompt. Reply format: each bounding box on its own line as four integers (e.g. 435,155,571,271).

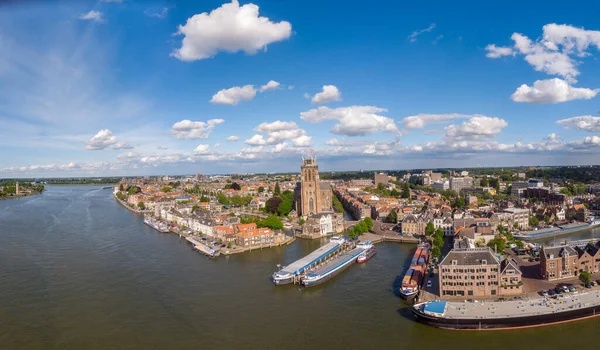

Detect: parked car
561,285,569,293
568,285,576,292
554,286,563,294
591,281,598,286
585,282,592,288
541,290,549,297
548,289,557,297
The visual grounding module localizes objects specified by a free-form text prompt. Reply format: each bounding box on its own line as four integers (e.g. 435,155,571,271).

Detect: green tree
363,217,373,231
496,225,505,234
258,215,283,230
543,215,550,224
200,196,210,202
298,217,305,225
487,237,506,253
230,182,241,191
227,242,232,249
529,216,539,227
274,182,281,195
516,240,525,249
137,202,145,210
580,270,592,285
513,222,519,230
119,183,124,191
376,183,385,191
453,197,466,209
332,193,344,213
433,235,444,248
277,199,293,216
258,186,264,193
401,182,410,199
386,209,398,224
480,177,489,187
161,186,171,193
128,186,141,195
192,204,199,212
434,227,444,238
425,221,435,236
431,246,441,259
390,189,400,197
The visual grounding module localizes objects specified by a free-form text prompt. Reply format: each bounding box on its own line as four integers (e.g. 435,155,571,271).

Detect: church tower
300,156,322,216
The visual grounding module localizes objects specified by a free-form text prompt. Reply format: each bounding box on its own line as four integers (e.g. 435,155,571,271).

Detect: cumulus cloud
408,23,436,43
192,144,211,155
311,85,341,104
79,10,104,22
300,106,399,136
250,120,312,146
272,142,288,153
326,138,340,146
401,113,474,129
172,0,292,61
259,80,280,92
170,119,224,139
487,24,600,83
445,116,508,141
485,44,514,58
226,135,239,141
511,78,599,103
86,129,132,150
557,116,600,132
245,134,268,146
210,85,256,105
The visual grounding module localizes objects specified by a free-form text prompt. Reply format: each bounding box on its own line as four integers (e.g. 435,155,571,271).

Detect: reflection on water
0,186,599,350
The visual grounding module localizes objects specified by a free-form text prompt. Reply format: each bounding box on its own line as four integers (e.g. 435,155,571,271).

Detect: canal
1,185,600,349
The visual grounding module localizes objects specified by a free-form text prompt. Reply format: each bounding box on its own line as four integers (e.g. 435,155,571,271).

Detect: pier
273,237,354,285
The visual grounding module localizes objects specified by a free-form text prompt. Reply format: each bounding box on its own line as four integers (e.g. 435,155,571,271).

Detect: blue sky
2,0,600,177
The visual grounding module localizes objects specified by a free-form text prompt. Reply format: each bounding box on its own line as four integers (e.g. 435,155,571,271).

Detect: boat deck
306,247,364,277
437,290,600,319
278,241,341,276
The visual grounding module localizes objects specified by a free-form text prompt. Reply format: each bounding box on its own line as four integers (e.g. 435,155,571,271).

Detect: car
585,282,592,288
561,285,569,293
201,237,207,241
548,289,557,297
541,290,549,297
568,285,576,292
221,244,226,248
426,280,432,288
555,286,563,294
429,272,434,278
591,281,598,286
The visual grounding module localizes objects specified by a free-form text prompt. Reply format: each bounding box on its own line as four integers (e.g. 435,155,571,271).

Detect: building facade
298,156,331,216
439,248,522,297
449,177,473,193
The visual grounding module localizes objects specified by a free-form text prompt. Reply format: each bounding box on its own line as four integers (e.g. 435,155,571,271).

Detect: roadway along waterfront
2,186,600,349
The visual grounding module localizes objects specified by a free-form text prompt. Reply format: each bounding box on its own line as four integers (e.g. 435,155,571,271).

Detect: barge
300,243,366,287
514,219,600,241
412,290,600,330
399,243,430,300
143,217,170,233
272,236,346,285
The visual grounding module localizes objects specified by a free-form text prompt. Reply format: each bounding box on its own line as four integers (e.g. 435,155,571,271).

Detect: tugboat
356,241,376,263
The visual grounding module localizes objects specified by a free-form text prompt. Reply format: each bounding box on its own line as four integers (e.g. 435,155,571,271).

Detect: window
451,260,458,266
468,291,473,296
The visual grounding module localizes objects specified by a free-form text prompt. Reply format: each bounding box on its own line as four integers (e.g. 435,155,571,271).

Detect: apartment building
439,247,522,297
449,177,473,193
502,208,530,229
541,242,600,280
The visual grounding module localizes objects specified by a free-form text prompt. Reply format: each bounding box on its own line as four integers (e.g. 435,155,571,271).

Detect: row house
541,241,600,280
567,204,588,222
300,212,345,239
432,213,454,236
235,227,286,248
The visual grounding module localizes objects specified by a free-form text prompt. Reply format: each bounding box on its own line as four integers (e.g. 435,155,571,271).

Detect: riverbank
113,192,153,215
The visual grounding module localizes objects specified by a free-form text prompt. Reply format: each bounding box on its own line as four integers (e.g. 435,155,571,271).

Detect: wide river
1,186,600,349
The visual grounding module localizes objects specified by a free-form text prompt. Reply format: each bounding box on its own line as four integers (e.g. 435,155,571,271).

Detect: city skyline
2,0,600,177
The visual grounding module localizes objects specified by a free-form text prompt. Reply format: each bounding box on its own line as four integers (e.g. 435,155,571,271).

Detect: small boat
357,246,376,263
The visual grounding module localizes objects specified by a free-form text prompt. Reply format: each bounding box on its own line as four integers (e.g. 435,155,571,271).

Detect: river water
1,186,599,349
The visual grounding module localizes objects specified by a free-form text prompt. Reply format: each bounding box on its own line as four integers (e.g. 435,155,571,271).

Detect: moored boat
399,243,429,300
357,242,376,263
301,246,365,287
143,217,170,233
412,290,600,330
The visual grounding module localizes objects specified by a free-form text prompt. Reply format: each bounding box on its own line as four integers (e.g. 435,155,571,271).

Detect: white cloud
485,44,514,58
254,120,297,133
292,135,312,147
239,146,264,154
432,35,443,45
117,151,140,159
272,142,288,153
445,116,508,141
210,85,256,105
245,134,268,146
300,106,399,136
326,138,340,146
226,135,239,141
192,144,211,155
311,85,341,104
157,146,168,150
172,0,292,61
487,24,600,83
86,129,130,150
144,8,168,19
511,78,599,103
408,23,436,43
259,80,280,92
79,10,104,22
170,119,224,139
584,136,600,145
401,113,474,129
557,116,600,132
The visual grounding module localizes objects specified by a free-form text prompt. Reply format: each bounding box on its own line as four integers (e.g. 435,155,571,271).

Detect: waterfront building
439,247,522,297
300,212,344,239
235,227,276,248
502,208,530,229
541,242,600,280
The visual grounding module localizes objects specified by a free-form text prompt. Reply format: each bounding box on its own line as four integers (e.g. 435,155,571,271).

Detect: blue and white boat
301,245,366,287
